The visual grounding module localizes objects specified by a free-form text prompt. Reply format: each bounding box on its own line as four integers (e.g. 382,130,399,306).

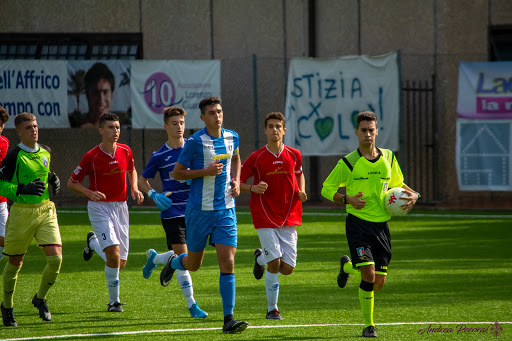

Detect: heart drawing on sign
314,117,334,141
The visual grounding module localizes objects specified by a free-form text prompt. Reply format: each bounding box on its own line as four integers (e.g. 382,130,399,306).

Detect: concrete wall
1,0,512,208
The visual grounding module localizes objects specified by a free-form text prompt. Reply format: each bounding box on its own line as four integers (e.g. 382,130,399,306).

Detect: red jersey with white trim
0,135,9,203
241,145,303,229
70,143,134,202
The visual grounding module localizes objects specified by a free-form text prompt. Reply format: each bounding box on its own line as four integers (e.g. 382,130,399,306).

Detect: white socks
90,237,107,262
154,250,175,265
265,270,279,311
105,265,120,304
257,253,267,267
176,269,196,308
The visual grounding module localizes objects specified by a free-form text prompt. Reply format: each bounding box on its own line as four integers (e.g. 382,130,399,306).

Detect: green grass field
1,208,511,340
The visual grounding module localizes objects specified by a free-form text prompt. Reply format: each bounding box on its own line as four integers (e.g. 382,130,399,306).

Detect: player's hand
349,192,366,210
88,191,106,202
148,189,172,211
230,178,240,197
205,160,223,176
16,178,46,196
132,188,144,205
399,190,418,212
48,172,60,195
298,189,308,202
251,181,268,194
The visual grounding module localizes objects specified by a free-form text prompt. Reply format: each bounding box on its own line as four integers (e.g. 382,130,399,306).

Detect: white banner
284,52,400,156
67,60,131,128
458,62,512,119
130,60,221,129
0,60,68,128
456,119,512,191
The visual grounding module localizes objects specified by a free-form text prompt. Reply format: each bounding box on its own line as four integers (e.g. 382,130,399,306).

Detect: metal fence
2,56,440,207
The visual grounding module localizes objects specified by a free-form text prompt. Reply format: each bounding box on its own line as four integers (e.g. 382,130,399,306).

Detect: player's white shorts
256,225,297,268
0,202,8,237
87,201,129,260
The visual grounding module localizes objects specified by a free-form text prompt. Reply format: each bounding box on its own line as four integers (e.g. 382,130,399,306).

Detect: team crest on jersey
384,182,389,192
42,157,49,168
356,247,365,257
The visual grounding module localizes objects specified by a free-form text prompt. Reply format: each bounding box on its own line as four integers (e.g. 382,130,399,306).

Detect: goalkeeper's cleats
143,249,158,279
160,254,177,287
222,318,248,334
337,255,351,288
253,248,265,280
189,303,208,318
266,309,283,320
107,302,124,313
32,294,51,321
83,232,96,261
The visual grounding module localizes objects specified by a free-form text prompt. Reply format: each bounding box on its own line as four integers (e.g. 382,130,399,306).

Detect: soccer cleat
107,302,124,312
83,231,96,261
1,303,17,327
143,249,158,279
337,255,351,288
266,309,283,320
362,325,378,338
222,319,248,334
160,253,177,287
32,294,51,321
253,248,265,280
189,302,208,318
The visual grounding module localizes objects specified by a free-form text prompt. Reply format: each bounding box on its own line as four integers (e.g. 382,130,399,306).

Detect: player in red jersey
240,112,307,320
0,106,9,263
67,113,144,312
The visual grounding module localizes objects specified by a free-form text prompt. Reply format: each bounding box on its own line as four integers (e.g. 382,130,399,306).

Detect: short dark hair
264,112,285,128
356,111,377,128
99,113,119,128
199,97,221,115
14,112,36,128
84,62,115,95
163,106,186,123
0,106,9,125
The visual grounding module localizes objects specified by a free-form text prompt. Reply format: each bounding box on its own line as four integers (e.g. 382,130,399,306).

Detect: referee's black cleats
253,248,265,280
222,318,248,334
363,325,378,337
160,254,177,287
337,255,351,288
32,294,51,321
83,231,96,261
1,303,17,327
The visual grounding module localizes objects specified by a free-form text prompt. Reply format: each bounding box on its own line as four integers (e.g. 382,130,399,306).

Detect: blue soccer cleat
143,249,158,279
189,303,208,318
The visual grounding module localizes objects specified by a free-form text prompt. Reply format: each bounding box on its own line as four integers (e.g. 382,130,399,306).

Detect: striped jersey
241,145,303,229
141,140,190,219
177,127,239,211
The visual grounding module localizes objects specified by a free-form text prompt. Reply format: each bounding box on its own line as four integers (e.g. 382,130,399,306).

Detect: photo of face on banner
68,60,131,128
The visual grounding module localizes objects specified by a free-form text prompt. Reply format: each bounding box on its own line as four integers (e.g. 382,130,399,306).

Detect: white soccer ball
384,187,408,216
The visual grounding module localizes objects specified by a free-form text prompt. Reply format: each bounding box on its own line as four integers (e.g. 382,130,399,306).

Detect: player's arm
67,178,106,202
230,153,241,197
297,172,307,202
138,175,172,211
128,169,143,204
172,161,223,180
322,161,366,209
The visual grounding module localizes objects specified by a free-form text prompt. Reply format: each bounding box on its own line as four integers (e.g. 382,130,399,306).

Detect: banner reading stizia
131,60,221,129
284,52,400,156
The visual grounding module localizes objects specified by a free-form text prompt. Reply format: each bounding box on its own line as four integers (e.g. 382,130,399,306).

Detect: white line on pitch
3,322,511,341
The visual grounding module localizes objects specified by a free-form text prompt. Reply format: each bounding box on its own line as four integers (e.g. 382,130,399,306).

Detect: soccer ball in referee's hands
384,187,408,216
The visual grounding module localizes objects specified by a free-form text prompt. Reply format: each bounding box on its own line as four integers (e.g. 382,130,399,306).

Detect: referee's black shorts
345,213,392,275
161,217,187,250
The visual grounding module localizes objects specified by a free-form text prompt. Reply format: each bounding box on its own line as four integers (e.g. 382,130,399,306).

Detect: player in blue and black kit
138,106,207,319
159,97,248,334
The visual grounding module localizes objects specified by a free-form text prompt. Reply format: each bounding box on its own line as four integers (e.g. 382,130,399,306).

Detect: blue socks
171,253,187,271
219,272,235,317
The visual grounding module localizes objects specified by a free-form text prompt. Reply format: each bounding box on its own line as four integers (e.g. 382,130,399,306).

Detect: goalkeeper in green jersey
0,113,61,327
321,111,419,338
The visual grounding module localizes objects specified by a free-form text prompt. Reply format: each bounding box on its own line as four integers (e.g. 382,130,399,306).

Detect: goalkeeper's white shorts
87,201,129,260
256,225,297,268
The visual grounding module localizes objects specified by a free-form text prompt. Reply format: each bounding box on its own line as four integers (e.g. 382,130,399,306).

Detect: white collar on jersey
265,144,284,158
19,142,40,153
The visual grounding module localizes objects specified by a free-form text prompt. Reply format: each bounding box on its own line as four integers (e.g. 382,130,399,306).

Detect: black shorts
162,217,187,250
345,213,392,275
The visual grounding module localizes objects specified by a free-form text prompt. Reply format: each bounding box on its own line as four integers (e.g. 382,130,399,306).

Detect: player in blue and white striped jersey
161,97,248,334
138,106,207,319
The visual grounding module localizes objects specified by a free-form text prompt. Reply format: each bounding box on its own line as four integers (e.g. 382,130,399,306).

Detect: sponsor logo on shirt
273,161,283,164
109,160,119,165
